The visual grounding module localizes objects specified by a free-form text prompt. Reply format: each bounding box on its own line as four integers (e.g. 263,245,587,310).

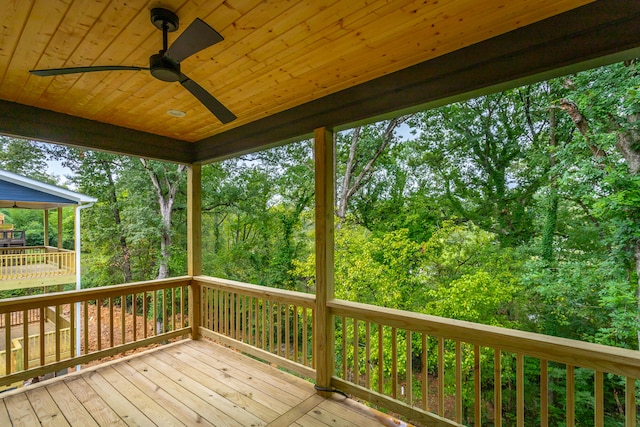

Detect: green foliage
0,137,56,183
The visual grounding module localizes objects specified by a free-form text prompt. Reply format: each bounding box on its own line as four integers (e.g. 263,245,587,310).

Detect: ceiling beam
194,0,640,163
0,101,194,164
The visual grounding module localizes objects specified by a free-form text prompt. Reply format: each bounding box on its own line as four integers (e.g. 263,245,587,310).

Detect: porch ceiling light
167,109,186,117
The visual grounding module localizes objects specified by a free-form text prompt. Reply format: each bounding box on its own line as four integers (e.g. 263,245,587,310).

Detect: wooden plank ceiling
1,0,639,163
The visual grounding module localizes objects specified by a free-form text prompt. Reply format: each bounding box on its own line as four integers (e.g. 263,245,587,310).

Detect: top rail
193,276,315,309
0,276,192,313
329,299,640,378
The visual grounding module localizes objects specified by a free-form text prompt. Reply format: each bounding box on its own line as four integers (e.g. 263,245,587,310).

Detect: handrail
329,299,640,379
194,276,315,308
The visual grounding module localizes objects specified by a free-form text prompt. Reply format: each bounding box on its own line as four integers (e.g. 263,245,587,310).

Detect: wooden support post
57,207,63,249
187,164,202,339
44,210,49,247
314,127,335,395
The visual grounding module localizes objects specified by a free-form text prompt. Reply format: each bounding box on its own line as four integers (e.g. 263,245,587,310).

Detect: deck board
0,339,410,426
4,392,40,426
151,349,283,420
111,360,216,427
24,386,70,427
44,381,98,427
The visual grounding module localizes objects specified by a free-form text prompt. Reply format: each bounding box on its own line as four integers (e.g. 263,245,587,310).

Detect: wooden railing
0,308,39,328
194,276,316,379
0,329,72,375
1,276,640,426
329,299,640,427
0,276,191,388
0,246,75,280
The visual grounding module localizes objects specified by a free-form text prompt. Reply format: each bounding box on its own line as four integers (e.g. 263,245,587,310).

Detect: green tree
0,137,55,183
410,86,552,247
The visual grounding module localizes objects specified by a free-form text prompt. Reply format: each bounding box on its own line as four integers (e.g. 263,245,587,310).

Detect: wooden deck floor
0,339,404,426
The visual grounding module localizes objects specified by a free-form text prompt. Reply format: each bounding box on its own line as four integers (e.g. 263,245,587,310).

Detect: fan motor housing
150,53,181,82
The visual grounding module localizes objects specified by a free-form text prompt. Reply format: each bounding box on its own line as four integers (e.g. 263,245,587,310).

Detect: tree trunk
336,117,410,219
140,159,186,279
102,160,133,283
541,108,558,262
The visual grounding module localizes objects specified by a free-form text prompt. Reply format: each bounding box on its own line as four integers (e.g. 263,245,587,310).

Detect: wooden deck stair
0,339,405,427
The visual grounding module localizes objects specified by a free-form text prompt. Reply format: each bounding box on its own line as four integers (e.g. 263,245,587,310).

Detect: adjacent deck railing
0,246,75,281
1,276,639,426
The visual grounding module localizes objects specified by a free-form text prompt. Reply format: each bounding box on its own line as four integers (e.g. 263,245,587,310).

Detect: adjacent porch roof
0,169,96,210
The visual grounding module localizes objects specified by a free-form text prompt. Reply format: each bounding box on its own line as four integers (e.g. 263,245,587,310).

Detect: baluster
162,289,167,335
235,292,241,340
5,312,10,375
378,324,383,394
293,305,299,363
109,297,114,347
566,365,575,427
595,370,604,427
143,293,148,339
365,321,371,390
474,345,481,426
285,304,290,360
55,304,61,362
276,303,282,356
342,316,347,380
261,299,267,350
181,285,185,329
302,307,308,366
121,294,126,344
438,337,445,417
626,377,637,427
406,330,412,405
84,301,89,354
517,353,524,427
171,287,176,332
354,319,359,385
494,349,502,427
39,307,45,366
422,334,429,411
455,341,462,423
133,293,137,342
540,359,548,426
392,327,397,399
23,309,29,370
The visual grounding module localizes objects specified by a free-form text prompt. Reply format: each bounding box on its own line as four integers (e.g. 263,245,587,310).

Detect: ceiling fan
30,8,236,124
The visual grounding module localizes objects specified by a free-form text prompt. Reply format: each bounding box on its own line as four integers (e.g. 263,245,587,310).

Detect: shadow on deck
0,339,406,427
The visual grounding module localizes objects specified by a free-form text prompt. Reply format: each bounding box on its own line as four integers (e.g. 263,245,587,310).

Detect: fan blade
30,66,148,76
180,75,236,124
165,18,223,63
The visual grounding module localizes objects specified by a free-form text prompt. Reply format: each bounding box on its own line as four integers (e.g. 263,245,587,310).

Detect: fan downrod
149,8,181,82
